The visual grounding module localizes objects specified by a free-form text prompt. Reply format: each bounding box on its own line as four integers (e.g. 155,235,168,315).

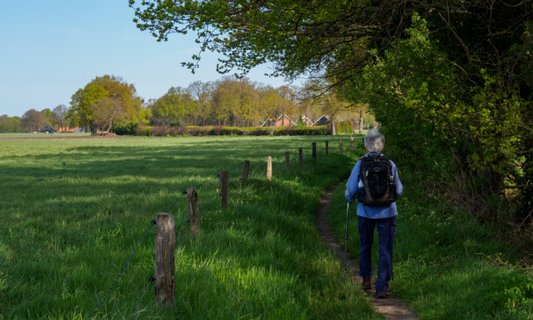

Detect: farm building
313,115,330,126
260,114,296,127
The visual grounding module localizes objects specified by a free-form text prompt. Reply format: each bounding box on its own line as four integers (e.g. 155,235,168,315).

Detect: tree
0,115,22,133
346,14,531,219
21,109,48,132
186,81,216,125
129,0,410,81
212,78,260,126
40,108,58,129
70,75,145,133
150,87,196,126
53,104,69,130
257,85,297,120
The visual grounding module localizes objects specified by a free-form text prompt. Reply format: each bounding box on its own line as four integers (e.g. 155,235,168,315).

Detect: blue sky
0,1,292,117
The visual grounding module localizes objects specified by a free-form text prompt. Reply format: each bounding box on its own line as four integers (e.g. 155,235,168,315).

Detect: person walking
345,129,403,299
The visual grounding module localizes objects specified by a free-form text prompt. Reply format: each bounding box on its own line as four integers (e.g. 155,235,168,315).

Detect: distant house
300,115,314,126
260,114,296,127
313,115,330,126
259,118,275,127
274,114,296,127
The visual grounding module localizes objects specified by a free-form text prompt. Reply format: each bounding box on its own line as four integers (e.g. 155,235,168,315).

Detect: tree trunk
358,109,364,132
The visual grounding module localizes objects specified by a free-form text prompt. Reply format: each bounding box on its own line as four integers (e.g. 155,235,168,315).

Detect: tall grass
0,136,379,319
328,144,533,319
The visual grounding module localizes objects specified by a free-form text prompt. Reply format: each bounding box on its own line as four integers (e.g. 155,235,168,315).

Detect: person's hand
344,188,352,203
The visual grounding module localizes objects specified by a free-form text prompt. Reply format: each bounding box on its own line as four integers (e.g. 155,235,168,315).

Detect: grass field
0,135,380,319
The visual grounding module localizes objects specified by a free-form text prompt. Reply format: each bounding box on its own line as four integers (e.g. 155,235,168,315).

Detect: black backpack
357,153,397,206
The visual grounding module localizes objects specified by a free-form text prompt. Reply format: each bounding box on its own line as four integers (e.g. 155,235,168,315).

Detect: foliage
116,125,330,137
150,87,196,126
52,104,69,129
69,75,146,133
20,109,48,132
345,14,531,220
335,120,353,134
143,77,300,128
111,122,139,135
0,115,22,133
128,0,406,80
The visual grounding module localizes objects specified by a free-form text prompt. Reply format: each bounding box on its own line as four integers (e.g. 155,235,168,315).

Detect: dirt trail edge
316,182,418,320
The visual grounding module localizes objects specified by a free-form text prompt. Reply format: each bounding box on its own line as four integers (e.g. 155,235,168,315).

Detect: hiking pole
344,202,350,271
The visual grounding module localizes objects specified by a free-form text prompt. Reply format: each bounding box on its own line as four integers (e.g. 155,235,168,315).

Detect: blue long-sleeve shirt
345,152,403,219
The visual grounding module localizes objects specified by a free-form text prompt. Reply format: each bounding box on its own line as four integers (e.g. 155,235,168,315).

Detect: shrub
272,126,330,136
137,125,153,136
335,121,353,134
151,125,184,136
114,124,331,136
112,122,138,135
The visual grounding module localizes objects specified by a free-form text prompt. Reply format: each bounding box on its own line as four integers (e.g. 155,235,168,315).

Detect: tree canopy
69,75,146,133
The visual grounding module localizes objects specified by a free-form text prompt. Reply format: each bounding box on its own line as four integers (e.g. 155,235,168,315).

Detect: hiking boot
361,276,372,292
375,289,392,299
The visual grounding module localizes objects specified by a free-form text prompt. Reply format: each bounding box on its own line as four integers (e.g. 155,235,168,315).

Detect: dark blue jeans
358,215,396,294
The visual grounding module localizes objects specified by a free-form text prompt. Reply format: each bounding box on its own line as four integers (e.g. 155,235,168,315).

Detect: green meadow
0,135,379,319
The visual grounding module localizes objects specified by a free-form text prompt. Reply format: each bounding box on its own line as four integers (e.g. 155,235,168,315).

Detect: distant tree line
2,75,372,134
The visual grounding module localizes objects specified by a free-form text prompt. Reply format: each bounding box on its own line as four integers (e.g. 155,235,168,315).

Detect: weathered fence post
350,136,354,149
312,142,317,160
325,140,329,156
242,160,250,185
187,188,199,238
155,213,176,306
339,139,344,153
266,156,272,181
298,148,303,166
219,171,229,209
285,152,290,171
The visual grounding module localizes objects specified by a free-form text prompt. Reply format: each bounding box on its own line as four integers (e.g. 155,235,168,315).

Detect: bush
112,122,138,135
114,124,331,136
137,125,153,136
335,121,353,134
151,125,185,136
272,126,330,136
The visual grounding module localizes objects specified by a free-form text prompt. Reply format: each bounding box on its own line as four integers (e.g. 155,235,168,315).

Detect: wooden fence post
298,148,303,166
312,142,317,160
339,139,344,153
242,160,250,185
266,156,272,181
219,171,229,209
155,213,176,306
187,188,199,238
285,152,290,171
325,140,329,156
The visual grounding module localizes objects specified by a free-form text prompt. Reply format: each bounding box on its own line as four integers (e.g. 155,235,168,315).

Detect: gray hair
364,129,385,152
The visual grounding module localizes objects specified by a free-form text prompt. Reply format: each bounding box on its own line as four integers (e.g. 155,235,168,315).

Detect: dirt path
316,182,418,320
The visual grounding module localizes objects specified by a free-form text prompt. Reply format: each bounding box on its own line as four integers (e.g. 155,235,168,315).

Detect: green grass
328,149,533,319
0,135,380,319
